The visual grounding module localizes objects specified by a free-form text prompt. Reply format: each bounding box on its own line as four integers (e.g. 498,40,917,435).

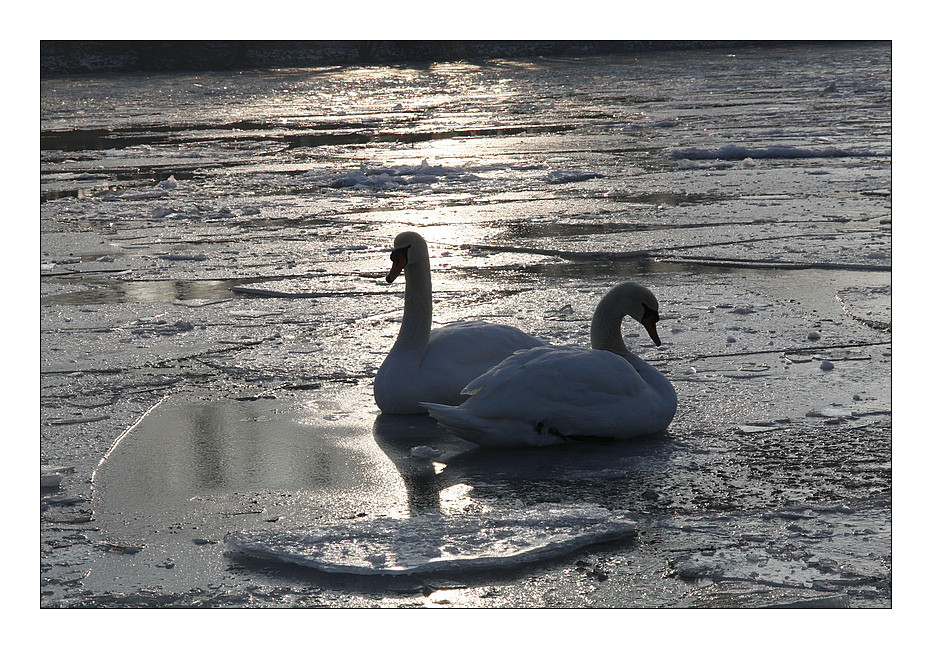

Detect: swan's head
385,231,428,283
596,281,664,347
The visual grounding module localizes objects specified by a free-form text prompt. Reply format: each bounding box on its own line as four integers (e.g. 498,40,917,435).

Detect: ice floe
544,170,602,184
225,504,636,575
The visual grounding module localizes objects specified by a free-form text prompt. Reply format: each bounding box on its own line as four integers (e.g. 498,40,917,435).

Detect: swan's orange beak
641,313,662,346
386,247,408,283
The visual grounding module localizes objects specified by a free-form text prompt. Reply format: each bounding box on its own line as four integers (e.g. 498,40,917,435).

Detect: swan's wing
423,347,663,445
462,347,654,431
462,346,646,402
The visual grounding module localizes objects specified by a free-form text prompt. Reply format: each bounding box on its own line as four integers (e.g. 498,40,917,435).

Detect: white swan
374,231,545,415
422,282,677,446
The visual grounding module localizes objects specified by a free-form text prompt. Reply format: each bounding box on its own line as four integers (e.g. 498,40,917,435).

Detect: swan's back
376,320,544,414
423,321,544,380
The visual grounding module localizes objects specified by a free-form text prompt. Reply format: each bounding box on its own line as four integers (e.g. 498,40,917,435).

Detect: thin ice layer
225,504,636,575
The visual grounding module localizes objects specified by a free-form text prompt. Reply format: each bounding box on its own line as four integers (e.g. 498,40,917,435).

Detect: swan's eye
641,303,659,324
389,245,410,265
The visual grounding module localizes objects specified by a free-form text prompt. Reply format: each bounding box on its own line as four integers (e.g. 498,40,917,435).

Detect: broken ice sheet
225,504,636,575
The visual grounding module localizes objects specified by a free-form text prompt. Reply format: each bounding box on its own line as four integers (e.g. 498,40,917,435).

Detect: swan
421,281,677,446
374,231,545,415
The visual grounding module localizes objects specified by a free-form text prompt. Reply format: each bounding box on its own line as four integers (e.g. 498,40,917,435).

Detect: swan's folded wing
461,346,647,407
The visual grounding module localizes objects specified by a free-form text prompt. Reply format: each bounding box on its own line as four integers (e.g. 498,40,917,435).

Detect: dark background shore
40,40,849,76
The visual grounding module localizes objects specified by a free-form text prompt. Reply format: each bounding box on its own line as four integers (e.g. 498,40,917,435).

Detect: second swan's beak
641,312,662,346
386,247,409,283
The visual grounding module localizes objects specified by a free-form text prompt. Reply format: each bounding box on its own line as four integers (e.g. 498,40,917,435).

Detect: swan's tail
420,402,487,442
420,402,567,448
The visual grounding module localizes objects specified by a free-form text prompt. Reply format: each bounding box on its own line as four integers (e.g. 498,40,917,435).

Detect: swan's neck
395,258,432,352
590,300,629,355
591,300,676,406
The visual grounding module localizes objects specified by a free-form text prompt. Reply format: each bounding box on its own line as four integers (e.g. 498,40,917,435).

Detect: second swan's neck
395,257,433,352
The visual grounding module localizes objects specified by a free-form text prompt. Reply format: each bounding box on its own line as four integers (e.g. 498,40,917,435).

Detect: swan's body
374,232,545,415
422,282,677,446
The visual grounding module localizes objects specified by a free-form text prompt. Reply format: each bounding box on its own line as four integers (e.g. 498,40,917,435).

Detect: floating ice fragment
738,424,778,434
544,170,601,184
41,472,64,488
410,445,442,460
225,504,635,576
806,407,851,418
130,320,195,336
157,253,207,262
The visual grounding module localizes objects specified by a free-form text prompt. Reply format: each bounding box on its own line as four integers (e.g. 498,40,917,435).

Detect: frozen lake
40,42,891,608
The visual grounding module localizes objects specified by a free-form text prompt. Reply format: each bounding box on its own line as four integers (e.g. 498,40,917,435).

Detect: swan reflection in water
371,413,675,517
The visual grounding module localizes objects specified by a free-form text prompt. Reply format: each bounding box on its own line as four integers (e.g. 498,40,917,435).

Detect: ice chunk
544,170,601,184
41,472,64,488
410,445,442,460
157,253,207,261
225,504,635,575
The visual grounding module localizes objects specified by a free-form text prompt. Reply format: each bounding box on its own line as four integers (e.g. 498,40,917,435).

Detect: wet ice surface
226,504,637,576
40,43,891,608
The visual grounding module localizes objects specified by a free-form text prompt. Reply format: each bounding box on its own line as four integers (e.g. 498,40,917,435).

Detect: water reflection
92,397,407,538
372,413,676,515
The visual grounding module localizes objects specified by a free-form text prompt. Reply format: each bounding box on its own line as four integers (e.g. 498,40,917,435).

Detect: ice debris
544,170,601,184
41,472,64,489
225,504,636,575
410,445,442,460
157,175,179,189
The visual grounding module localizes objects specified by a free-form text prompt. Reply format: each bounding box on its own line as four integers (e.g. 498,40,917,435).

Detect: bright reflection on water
93,392,675,544
93,396,409,539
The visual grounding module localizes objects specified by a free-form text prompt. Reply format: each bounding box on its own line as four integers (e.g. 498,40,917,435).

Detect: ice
410,445,442,460
41,472,64,489
329,160,472,189
667,504,889,597
225,504,636,575
157,175,179,189
544,170,601,184
670,144,875,161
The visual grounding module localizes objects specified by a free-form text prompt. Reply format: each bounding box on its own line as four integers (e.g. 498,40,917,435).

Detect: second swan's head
385,231,428,283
